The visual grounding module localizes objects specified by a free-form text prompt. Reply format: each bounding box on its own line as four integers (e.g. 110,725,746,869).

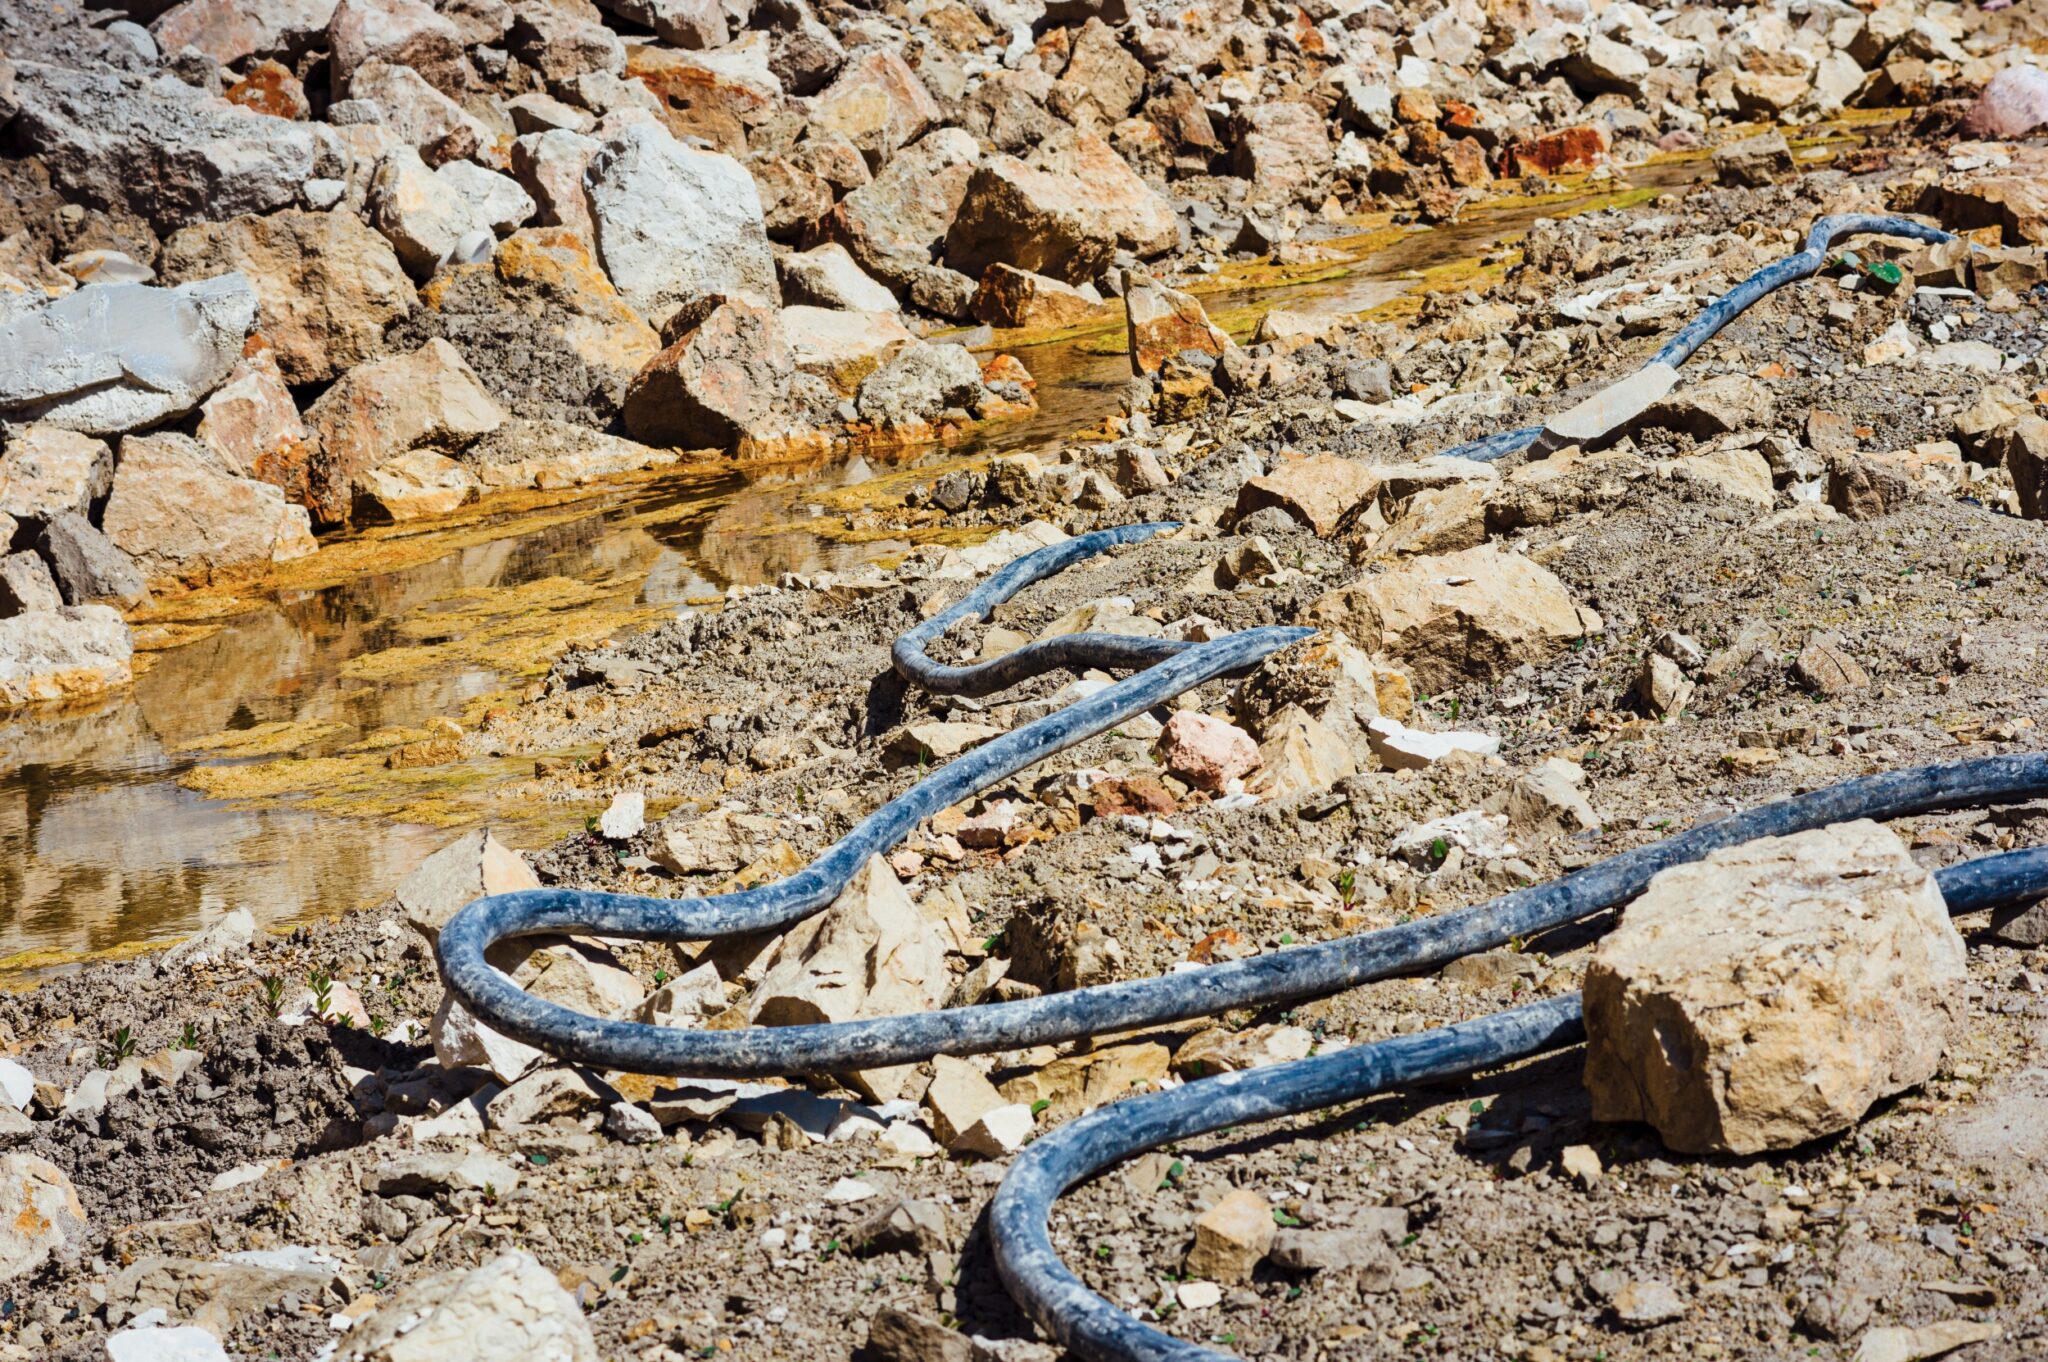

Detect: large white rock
0,277,257,436
369,147,535,279
1584,821,1966,1154
585,122,778,328
107,1322,233,1362
336,1251,598,1362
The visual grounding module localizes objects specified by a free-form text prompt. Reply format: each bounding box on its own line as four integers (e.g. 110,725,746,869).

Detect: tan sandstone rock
1583,820,1966,1154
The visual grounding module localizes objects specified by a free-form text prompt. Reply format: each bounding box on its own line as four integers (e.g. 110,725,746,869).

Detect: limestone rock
336,1251,597,1362
1124,273,1229,377
0,1153,86,1282
1533,362,1679,454
10,61,341,233
355,449,479,522
747,855,947,1100
1233,454,1380,536
946,130,1177,286
1255,704,1356,799
855,342,983,429
347,59,490,164
0,276,256,436
369,148,536,279
1308,545,1600,692
302,338,507,526
779,243,898,313
596,0,727,50
924,1053,1004,1146
586,123,778,329
970,263,1103,330
1156,710,1260,792
1961,64,2048,140
486,1067,619,1128
1229,100,1332,200
0,425,113,527
824,128,978,295
194,349,312,492
102,433,315,585
781,306,917,393
161,210,417,385
0,552,61,617
1236,629,1382,753
623,299,799,450
807,48,940,168
1635,375,1775,440
37,513,150,609
329,0,471,99
1583,821,1966,1154
1713,130,1794,187
1365,715,1499,769
1990,417,2048,520
1186,1187,1274,1283
150,0,341,67
0,605,131,707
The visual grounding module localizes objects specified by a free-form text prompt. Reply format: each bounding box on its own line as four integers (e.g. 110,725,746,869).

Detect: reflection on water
3,151,1773,967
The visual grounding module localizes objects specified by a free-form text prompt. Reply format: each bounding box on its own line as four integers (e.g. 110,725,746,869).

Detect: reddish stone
1156,711,1261,793
1441,137,1491,189
1439,101,1480,131
1503,124,1611,177
1089,774,1177,819
224,59,310,120
1393,90,1439,125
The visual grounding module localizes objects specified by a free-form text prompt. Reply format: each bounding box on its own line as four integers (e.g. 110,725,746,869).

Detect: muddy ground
9,135,2048,1362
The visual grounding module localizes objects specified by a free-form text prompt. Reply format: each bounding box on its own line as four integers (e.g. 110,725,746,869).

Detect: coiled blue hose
434,213,2011,1361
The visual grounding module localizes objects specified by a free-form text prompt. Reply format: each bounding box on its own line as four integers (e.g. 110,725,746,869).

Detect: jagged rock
824,128,978,295
1124,273,1229,376
747,854,946,1101
596,0,727,50
623,299,800,449
463,418,672,491
1233,454,1379,536
1501,757,1599,835
1366,715,1500,769
369,148,535,279
0,425,112,527
400,227,661,427
329,0,471,98
396,828,539,943
1156,710,1260,792
970,264,1102,330
1236,629,1382,753
302,338,508,526
10,60,343,232
1186,1187,1274,1284
947,130,1176,285
107,1253,341,1335
779,242,899,313
782,306,917,392
586,122,778,329
1990,417,2048,520
194,348,312,491
1229,101,1332,200
347,59,490,164
363,1150,521,1198
335,1251,598,1362
1635,375,1775,439
0,604,131,707
1309,545,1601,692
0,1153,87,1281
161,210,417,385
1255,704,1356,798
505,6,625,86
0,552,61,617
807,48,940,168
995,1043,1167,1122
1534,362,1680,454
855,342,983,428
867,1308,972,1362
650,810,779,875
510,129,600,240
101,433,315,585
1584,821,1965,1154
0,276,256,436
37,513,150,609
355,450,479,521
924,1053,1005,1146
486,1067,619,1128
150,0,342,67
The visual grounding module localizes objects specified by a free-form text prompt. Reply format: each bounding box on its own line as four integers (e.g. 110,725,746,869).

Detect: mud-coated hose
433,213,2011,1362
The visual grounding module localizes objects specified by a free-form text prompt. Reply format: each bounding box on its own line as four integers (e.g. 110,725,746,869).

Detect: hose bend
429,212,2020,1362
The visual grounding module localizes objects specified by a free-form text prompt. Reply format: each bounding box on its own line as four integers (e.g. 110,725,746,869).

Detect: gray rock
856,342,984,428
778,242,898,312
1533,361,1679,454
10,60,343,232
362,1150,522,1198
586,122,778,329
0,551,63,617
595,0,726,49
850,1198,952,1255
38,513,151,609
334,1252,597,1362
1990,898,2048,947
0,276,257,435
603,1101,664,1144
0,425,114,526
1269,1227,1394,1274
867,1308,972,1362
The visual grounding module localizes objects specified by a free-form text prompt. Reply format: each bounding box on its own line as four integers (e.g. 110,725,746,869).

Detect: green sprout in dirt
369,1015,389,1038
261,975,286,1017
173,1022,200,1052
97,1025,138,1068
1336,868,1359,908
307,969,334,1020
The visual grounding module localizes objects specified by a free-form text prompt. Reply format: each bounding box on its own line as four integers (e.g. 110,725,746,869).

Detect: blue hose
433,213,2015,1362
1437,213,1956,463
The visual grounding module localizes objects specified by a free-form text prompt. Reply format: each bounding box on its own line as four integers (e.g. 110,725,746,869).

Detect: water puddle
0,123,1887,971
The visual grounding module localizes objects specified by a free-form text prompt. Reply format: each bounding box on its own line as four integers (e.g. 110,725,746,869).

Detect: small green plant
1031,1099,1051,1115
1429,836,1450,863
98,1025,138,1068
173,1022,200,1052
261,975,286,1017
369,1015,389,1038
1336,868,1359,907
306,969,334,1020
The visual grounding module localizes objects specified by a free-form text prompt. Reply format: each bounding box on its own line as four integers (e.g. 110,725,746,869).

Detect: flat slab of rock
0,604,134,709
336,1250,597,1362
1584,820,1966,1154
1532,361,1678,454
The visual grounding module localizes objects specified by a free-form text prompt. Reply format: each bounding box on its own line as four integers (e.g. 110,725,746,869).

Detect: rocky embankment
8,0,2048,1360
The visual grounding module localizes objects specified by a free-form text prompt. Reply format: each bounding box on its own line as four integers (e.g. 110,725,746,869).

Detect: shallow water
2,134,1880,968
